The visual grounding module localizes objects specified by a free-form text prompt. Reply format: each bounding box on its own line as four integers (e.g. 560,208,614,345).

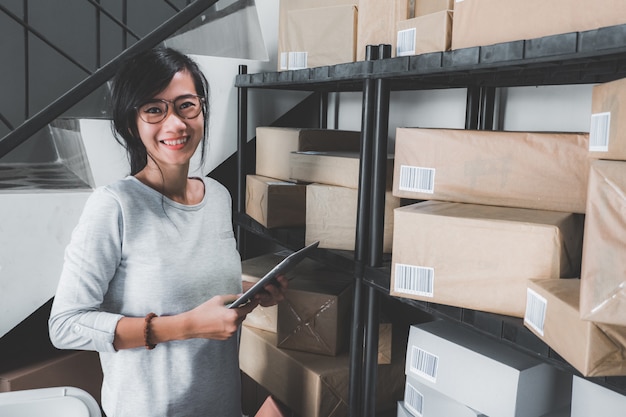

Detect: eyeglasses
136,94,205,124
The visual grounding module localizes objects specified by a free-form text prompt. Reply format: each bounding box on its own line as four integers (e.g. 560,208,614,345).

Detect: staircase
0,0,277,343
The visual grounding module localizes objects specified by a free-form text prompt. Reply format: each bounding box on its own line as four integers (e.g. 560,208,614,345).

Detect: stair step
0,162,91,190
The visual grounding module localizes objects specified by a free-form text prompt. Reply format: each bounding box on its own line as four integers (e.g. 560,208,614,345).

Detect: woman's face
135,70,204,172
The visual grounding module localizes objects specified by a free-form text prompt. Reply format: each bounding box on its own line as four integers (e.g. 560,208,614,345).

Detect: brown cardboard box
390,200,584,317
0,351,103,405
277,263,353,356
580,160,626,325
452,0,626,50
290,151,394,190
243,253,354,356
246,174,306,228
306,184,400,252
239,326,405,417
589,76,626,161
278,0,357,70
356,0,413,61
525,278,626,377
242,251,288,333
283,4,357,69
395,10,452,57
392,128,590,213
414,0,453,17
256,127,361,183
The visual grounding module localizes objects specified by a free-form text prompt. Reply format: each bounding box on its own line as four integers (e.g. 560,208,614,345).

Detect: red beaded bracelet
144,312,158,350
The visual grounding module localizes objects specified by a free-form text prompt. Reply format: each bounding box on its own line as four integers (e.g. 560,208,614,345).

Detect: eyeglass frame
134,94,206,124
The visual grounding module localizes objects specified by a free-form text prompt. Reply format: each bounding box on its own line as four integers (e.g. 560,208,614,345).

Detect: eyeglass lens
137,95,203,124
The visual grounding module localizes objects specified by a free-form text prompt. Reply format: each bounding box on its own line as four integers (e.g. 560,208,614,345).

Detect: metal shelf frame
234,23,626,416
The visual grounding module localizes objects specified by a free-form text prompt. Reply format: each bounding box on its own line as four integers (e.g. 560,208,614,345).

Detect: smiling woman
48,47,288,417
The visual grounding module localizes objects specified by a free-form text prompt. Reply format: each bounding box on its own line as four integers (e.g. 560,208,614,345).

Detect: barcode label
280,52,288,70
524,288,547,336
405,382,424,416
399,165,435,193
394,264,434,297
397,28,416,57
288,52,308,70
410,346,439,382
589,112,610,151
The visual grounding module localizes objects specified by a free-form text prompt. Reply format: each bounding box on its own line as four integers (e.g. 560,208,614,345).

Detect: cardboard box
580,160,626,325
396,401,412,417
571,375,626,417
0,351,103,405
278,0,357,70
255,127,361,183
242,251,289,333
589,76,626,161
414,0,453,17
290,151,394,190
239,325,405,417
452,0,626,50
282,4,357,69
306,184,400,252
404,374,487,417
243,253,352,339
392,128,590,213
246,174,306,228
395,10,453,57
277,260,353,356
525,278,626,377
390,201,584,317
356,0,413,61
406,320,572,417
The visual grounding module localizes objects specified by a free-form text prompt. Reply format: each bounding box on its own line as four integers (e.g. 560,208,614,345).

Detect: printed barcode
524,288,547,336
280,52,288,70
288,52,307,70
405,382,424,416
399,165,435,193
410,346,439,382
589,112,610,152
397,28,416,57
395,264,434,297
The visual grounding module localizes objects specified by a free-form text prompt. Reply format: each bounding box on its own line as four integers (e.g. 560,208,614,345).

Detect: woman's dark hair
110,47,210,175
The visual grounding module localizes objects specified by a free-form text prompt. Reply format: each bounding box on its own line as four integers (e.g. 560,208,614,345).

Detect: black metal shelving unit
234,23,626,416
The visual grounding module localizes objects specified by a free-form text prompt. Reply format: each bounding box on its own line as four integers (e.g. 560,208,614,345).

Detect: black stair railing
0,0,219,160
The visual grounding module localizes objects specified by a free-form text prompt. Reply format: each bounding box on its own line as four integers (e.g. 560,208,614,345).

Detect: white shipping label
397,28,416,57
589,112,611,152
410,345,439,382
399,165,435,193
395,264,434,297
405,382,425,417
288,51,308,70
524,287,547,336
280,52,289,70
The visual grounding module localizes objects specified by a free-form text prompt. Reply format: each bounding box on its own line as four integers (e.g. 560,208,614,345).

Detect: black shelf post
349,44,379,417
364,44,392,417
236,64,248,254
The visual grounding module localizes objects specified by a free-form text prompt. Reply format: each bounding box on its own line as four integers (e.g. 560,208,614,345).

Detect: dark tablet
228,241,320,308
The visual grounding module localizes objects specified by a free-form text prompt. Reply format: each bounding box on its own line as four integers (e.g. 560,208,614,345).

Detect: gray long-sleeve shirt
49,176,243,417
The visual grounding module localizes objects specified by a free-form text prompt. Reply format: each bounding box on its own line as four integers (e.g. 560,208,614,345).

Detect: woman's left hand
248,275,288,307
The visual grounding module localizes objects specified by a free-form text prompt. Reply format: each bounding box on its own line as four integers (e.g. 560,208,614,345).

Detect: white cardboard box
571,376,626,417
406,320,572,417
403,374,486,417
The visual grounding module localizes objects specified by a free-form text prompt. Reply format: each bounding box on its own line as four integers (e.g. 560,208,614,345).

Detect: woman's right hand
184,295,257,341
